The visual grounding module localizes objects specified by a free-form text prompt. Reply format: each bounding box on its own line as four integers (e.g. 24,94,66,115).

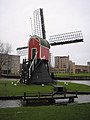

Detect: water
55,80,90,104
71,80,90,86
0,80,90,108
56,80,90,86
0,100,22,108
76,95,90,103
0,95,90,108
56,95,90,104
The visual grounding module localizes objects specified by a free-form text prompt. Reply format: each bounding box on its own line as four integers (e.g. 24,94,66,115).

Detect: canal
56,80,90,86
0,80,90,108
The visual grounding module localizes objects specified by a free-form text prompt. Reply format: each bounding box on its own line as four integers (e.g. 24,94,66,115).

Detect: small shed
53,85,66,93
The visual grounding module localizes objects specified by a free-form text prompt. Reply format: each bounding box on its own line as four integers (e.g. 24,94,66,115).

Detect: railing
29,52,38,78
22,91,78,102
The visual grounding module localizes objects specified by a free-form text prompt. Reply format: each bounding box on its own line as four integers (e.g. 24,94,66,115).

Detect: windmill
17,8,83,84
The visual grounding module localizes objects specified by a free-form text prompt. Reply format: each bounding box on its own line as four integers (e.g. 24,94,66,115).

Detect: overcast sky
0,0,90,65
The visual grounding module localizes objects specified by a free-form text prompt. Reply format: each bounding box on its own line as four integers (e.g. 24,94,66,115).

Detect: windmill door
32,48,37,59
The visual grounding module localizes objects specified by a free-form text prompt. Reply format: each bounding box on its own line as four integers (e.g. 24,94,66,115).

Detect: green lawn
57,82,90,92
0,80,53,96
0,79,90,97
54,73,90,77
0,103,90,120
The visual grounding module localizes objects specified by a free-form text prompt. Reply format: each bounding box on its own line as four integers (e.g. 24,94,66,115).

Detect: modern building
69,60,75,73
52,55,89,74
0,54,20,76
54,56,75,73
75,65,89,73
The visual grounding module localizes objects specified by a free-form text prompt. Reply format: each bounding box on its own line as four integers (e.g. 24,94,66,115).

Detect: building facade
53,56,89,74
0,54,20,76
75,65,89,73
55,56,69,68
54,56,75,73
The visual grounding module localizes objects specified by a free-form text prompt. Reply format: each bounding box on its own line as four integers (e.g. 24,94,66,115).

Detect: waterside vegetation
54,73,90,77
0,79,90,120
0,103,90,120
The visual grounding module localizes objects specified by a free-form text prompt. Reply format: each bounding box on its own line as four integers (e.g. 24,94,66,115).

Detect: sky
0,0,90,65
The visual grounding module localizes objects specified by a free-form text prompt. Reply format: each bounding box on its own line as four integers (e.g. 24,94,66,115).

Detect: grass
54,73,90,77
0,103,90,120
0,79,90,120
0,80,53,96
0,79,90,97
57,82,90,92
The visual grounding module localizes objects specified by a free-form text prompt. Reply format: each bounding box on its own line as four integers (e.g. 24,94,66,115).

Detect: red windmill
17,8,83,84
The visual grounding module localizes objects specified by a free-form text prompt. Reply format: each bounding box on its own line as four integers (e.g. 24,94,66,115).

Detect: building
55,56,75,73
55,56,69,69
53,55,89,74
75,65,89,73
87,62,90,73
69,61,75,73
0,54,20,76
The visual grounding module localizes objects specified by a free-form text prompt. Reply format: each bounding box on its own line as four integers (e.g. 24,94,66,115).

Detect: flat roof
53,85,64,88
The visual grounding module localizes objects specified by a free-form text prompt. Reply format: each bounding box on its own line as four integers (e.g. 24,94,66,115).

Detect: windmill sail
16,46,28,56
49,31,83,46
33,8,46,39
16,8,46,56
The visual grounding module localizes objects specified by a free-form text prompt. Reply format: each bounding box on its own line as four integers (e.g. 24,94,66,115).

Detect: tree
0,40,12,77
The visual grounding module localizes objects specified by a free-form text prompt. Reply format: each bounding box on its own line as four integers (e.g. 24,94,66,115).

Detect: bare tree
0,40,12,76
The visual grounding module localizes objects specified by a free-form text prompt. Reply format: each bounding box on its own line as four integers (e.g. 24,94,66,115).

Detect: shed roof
31,35,50,48
53,85,64,88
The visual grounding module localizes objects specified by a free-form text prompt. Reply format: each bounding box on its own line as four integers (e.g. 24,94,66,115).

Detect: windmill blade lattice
16,46,28,56
49,31,83,46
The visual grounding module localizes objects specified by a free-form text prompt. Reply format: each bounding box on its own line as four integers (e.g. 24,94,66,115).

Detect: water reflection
0,100,22,108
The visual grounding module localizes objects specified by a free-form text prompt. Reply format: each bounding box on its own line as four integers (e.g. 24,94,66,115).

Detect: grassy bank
0,103,90,120
54,73,90,77
0,80,53,96
0,79,90,96
57,82,90,92
0,79,90,120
